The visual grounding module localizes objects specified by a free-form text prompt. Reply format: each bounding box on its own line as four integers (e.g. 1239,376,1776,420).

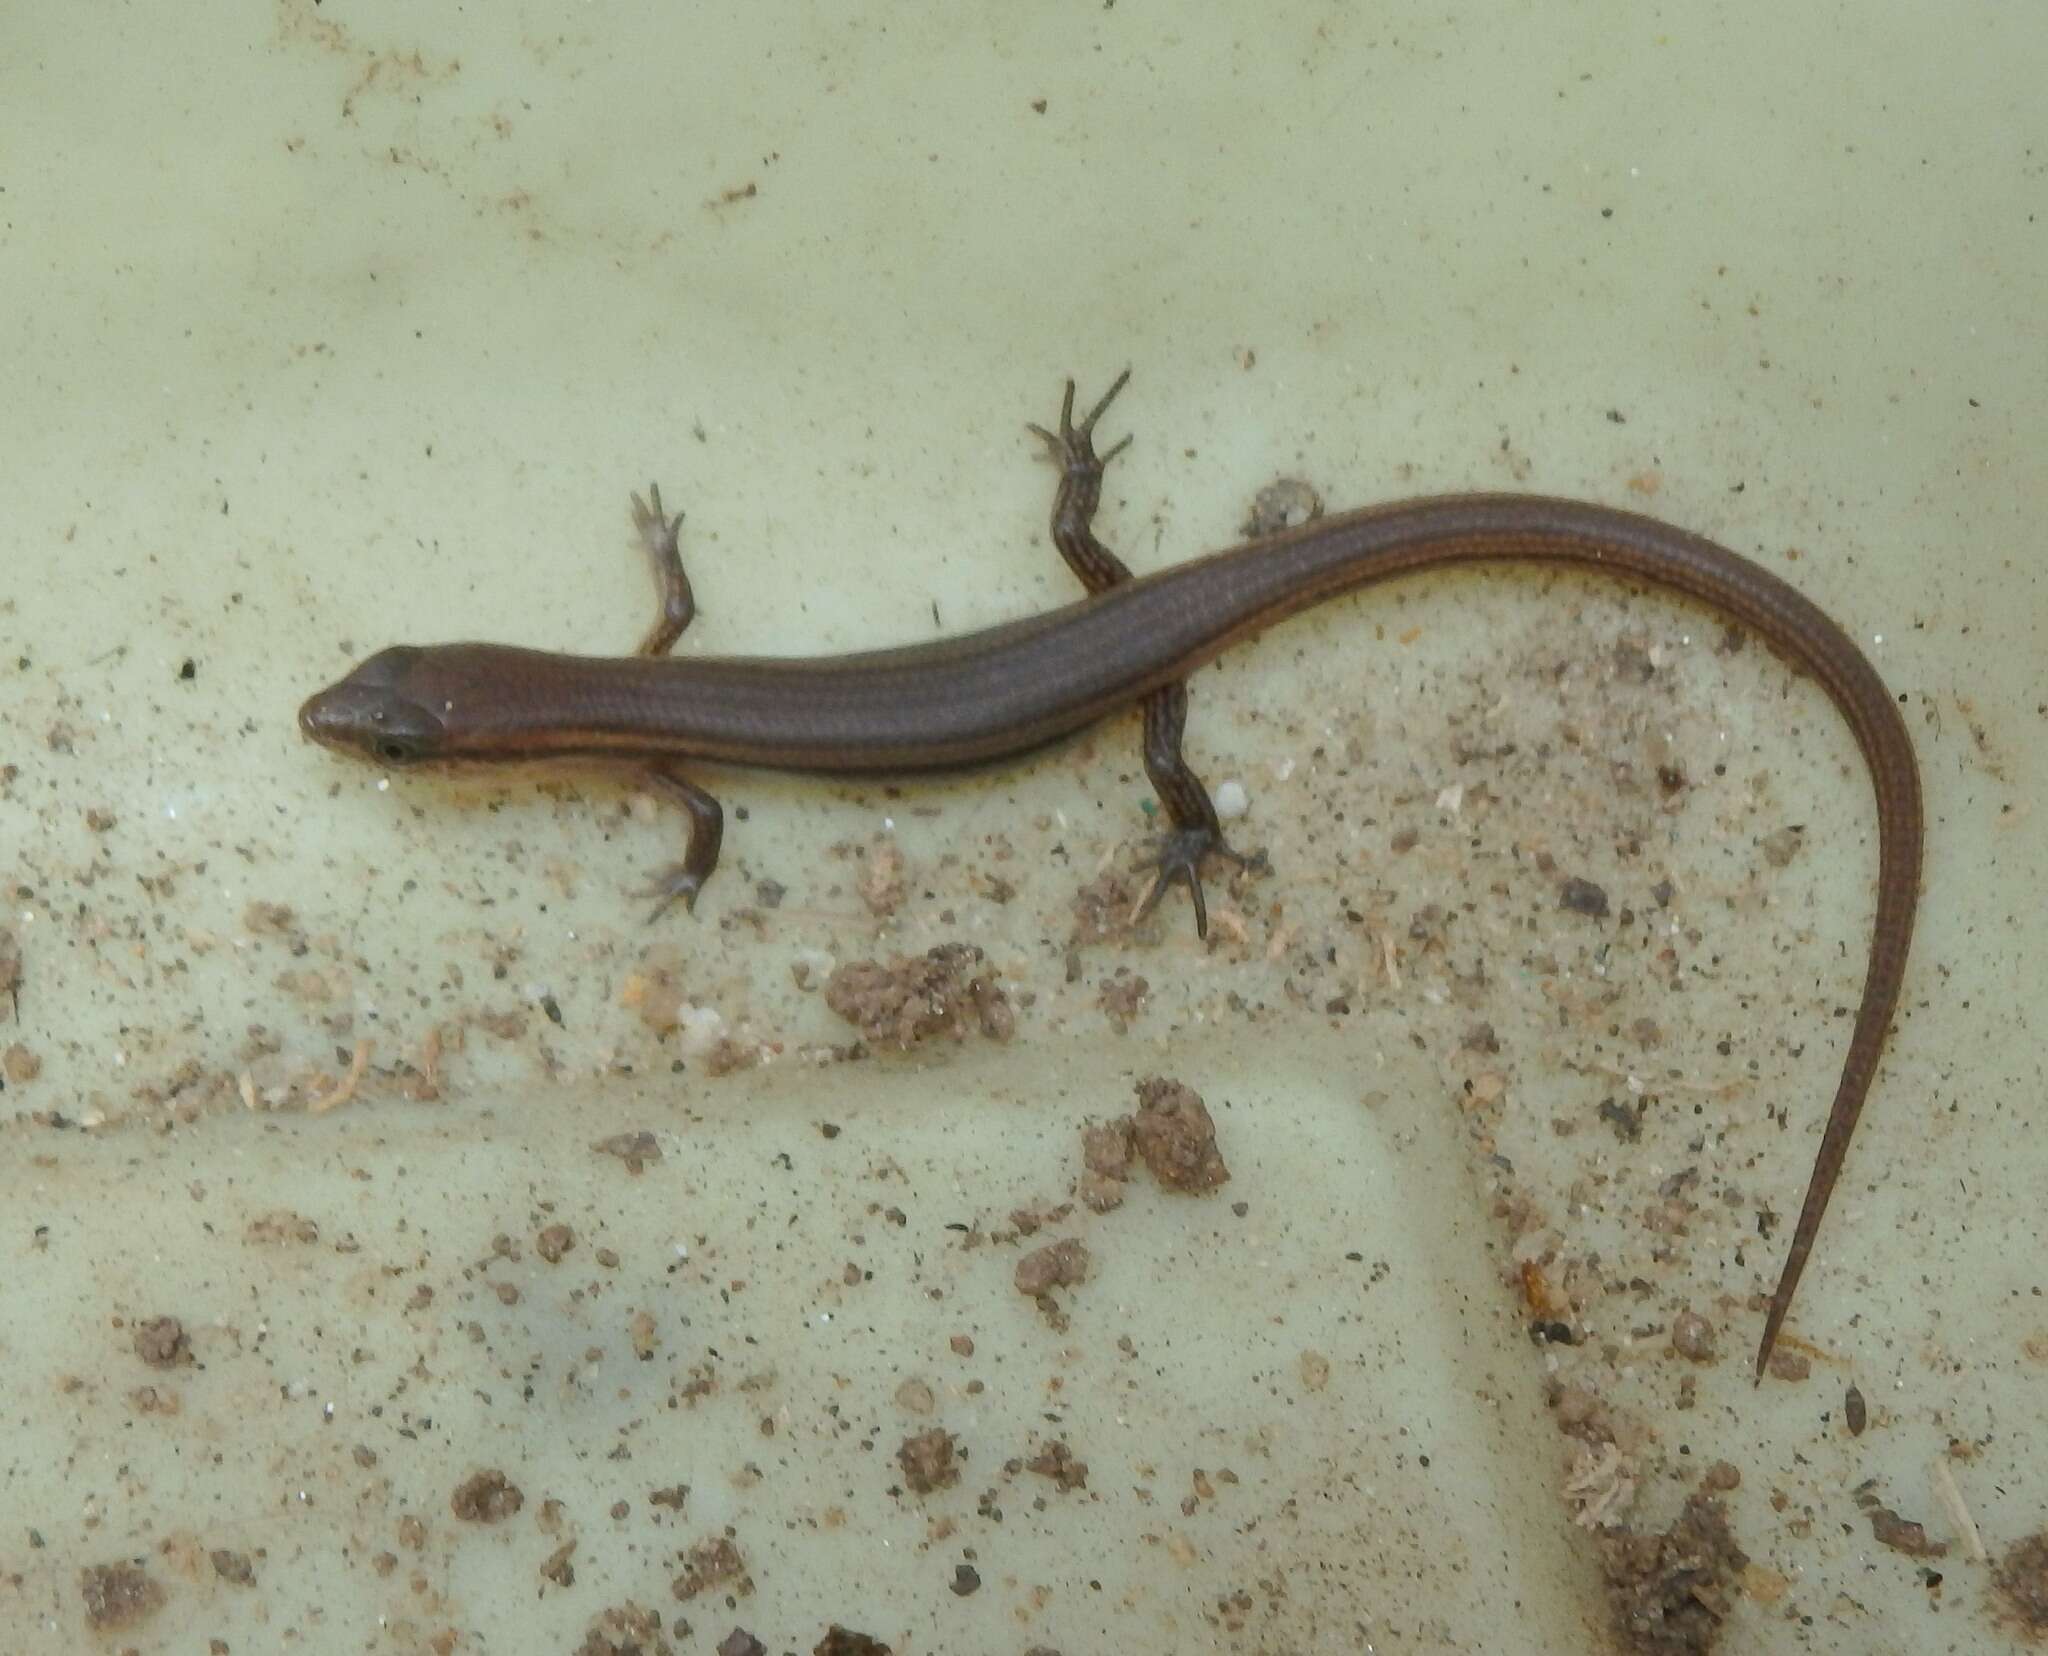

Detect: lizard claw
1131,825,1264,940
637,864,706,925
629,483,685,554
1027,369,1134,477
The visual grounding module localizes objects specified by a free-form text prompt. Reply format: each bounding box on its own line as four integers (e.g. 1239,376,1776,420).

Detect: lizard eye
377,737,420,765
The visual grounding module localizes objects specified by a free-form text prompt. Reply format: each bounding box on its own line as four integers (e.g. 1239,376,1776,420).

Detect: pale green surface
2,2,2043,1652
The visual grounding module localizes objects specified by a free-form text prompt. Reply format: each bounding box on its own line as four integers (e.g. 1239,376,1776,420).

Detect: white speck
1272,757,1296,782
882,816,896,830
376,778,390,791
165,805,177,820
815,1312,832,1326
1872,632,1884,645
1214,779,1249,819
1434,782,1464,814
674,1004,728,1056
671,1242,690,1260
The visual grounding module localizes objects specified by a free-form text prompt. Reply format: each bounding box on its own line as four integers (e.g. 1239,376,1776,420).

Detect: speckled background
2,2,2042,1652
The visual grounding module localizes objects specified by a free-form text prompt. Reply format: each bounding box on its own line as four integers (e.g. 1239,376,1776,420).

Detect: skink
300,373,1922,1381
